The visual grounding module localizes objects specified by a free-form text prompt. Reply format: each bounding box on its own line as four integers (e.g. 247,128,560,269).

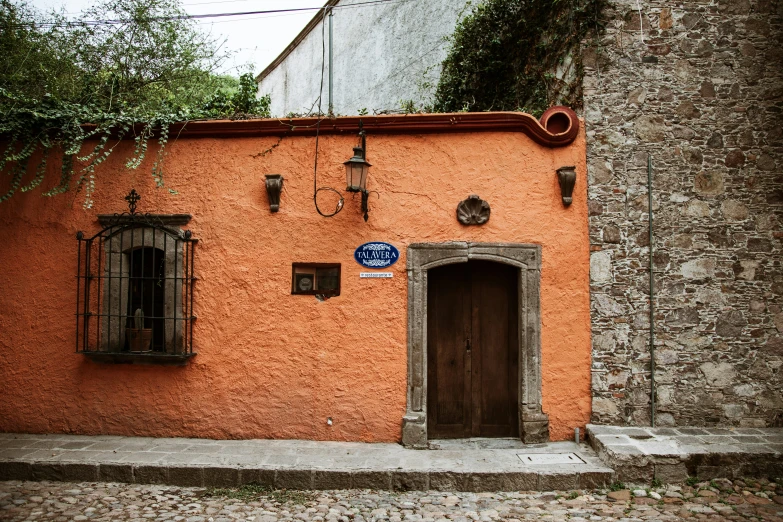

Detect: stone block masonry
586,424,783,483
584,0,783,427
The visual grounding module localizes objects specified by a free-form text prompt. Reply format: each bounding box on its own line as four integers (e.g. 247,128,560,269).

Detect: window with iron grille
75,191,197,363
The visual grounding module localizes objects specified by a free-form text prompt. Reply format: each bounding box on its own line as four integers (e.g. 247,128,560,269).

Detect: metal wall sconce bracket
265,174,284,212
556,166,576,206
457,195,491,225
345,121,373,222
360,190,370,222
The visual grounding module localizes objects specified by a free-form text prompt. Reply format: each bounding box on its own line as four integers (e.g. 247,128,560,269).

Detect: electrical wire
15,0,402,28
312,4,343,218
46,0,320,15
635,0,646,44
195,10,316,25
184,0,320,7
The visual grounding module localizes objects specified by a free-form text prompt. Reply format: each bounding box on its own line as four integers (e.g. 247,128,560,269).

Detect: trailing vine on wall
0,0,270,207
432,0,607,116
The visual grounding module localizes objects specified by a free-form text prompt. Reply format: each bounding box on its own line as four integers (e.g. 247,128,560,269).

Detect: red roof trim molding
166,106,580,147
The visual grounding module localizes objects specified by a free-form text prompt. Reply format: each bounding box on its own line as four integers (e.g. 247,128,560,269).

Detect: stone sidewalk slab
0,433,612,491
586,424,783,483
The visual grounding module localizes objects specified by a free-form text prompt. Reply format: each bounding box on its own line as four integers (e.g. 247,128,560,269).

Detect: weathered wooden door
427,260,519,438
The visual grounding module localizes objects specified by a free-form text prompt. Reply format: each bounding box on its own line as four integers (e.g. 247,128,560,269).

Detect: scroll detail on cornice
85,106,580,148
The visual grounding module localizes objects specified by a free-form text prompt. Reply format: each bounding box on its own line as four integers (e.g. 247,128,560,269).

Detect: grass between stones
202,484,316,505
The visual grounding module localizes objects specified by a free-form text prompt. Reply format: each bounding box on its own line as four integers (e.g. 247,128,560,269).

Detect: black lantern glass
344,146,370,192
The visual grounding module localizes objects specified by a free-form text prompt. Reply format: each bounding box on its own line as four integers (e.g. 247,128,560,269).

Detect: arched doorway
427,260,519,438
402,242,549,447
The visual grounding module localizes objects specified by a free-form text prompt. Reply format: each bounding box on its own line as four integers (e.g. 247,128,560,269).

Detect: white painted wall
257,0,468,117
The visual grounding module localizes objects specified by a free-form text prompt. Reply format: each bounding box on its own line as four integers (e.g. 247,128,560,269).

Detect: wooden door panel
428,260,518,439
471,261,519,437
427,263,471,437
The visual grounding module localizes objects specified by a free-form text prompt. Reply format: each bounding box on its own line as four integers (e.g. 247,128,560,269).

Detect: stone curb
586,425,783,483
0,460,613,491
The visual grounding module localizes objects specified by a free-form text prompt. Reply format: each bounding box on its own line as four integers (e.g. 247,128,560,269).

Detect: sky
28,0,326,76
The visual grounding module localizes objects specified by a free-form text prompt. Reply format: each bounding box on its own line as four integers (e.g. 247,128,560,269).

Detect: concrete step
586,424,783,483
0,433,612,491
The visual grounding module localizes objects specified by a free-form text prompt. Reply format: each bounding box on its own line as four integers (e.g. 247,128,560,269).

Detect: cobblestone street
1,478,782,522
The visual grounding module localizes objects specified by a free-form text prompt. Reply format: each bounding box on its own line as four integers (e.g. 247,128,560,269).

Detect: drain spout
648,154,656,428
328,7,334,114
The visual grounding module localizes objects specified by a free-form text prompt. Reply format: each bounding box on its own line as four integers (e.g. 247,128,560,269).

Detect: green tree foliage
433,0,606,115
0,1,80,101
0,0,270,205
202,73,271,119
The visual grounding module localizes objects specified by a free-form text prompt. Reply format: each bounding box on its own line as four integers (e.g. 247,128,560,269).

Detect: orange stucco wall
0,123,590,442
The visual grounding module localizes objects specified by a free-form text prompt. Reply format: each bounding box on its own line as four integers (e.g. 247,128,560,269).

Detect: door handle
465,337,471,352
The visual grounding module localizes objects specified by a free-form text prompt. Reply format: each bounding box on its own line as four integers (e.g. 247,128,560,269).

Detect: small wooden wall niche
291,263,341,297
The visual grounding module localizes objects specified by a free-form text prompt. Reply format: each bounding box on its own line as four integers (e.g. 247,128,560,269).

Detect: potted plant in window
127,308,152,352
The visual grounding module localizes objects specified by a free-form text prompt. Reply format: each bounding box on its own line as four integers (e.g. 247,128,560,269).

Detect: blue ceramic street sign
354,242,400,269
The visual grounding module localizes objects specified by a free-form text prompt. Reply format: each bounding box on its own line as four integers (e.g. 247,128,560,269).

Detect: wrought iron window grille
75,190,197,364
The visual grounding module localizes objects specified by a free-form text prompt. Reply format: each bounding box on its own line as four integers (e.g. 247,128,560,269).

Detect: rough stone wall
585,0,783,427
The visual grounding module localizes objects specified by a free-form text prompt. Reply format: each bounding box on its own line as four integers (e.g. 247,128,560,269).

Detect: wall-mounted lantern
265,174,284,212
344,122,372,221
556,166,576,207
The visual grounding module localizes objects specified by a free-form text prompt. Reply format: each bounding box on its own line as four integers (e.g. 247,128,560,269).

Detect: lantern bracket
359,120,366,158
359,190,379,222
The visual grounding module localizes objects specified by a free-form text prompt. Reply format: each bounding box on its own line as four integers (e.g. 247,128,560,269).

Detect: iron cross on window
125,189,141,215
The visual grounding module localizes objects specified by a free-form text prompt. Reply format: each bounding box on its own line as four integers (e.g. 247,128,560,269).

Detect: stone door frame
402,242,549,448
